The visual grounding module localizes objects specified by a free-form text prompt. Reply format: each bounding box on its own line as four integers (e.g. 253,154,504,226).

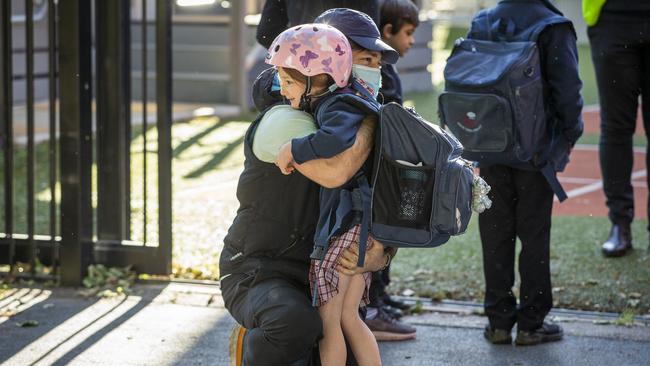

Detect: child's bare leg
341,274,381,366
318,273,352,366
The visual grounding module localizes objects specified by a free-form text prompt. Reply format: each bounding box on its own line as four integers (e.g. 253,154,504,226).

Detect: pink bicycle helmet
265,23,352,88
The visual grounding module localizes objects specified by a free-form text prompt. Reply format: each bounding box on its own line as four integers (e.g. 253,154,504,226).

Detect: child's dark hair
380,0,420,35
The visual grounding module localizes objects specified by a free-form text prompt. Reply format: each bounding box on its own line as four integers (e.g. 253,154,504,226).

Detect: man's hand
337,237,388,275
275,142,295,175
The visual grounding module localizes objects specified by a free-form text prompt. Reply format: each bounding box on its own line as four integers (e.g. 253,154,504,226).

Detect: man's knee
273,301,322,348
253,284,322,351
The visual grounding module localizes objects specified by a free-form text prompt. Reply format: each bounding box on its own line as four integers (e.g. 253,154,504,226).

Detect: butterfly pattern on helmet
300,50,319,68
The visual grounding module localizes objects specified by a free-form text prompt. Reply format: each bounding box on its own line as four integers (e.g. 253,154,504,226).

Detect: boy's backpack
438,16,568,201
312,92,474,268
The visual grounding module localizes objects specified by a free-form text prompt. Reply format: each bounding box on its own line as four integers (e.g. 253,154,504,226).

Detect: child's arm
291,102,365,165
292,115,376,188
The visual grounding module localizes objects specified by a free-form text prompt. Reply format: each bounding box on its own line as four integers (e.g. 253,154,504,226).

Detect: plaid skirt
309,224,372,308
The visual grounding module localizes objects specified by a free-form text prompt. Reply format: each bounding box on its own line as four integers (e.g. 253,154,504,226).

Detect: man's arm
292,114,376,188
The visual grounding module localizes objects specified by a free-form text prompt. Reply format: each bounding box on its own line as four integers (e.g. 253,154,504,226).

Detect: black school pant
588,12,650,230
221,271,359,366
368,266,390,307
478,165,554,331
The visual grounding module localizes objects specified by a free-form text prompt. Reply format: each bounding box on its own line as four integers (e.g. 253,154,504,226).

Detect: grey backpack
311,94,474,274
369,102,474,248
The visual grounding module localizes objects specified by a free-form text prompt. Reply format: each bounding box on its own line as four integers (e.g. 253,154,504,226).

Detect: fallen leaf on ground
16,320,39,327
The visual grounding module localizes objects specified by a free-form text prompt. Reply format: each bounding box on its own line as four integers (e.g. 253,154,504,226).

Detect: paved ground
1,282,649,366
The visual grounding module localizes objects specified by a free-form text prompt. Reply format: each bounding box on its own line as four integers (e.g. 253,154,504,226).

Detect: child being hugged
266,23,386,366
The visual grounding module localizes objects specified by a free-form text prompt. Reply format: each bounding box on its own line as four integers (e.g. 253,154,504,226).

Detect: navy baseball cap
314,8,399,64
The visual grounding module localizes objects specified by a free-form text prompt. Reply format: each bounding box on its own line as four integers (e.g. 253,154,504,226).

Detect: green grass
0,141,58,236
577,133,647,147
390,216,650,313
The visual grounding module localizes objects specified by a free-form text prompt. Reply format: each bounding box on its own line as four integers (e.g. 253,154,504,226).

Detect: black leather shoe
383,295,412,311
515,322,563,346
484,325,512,345
602,224,632,257
381,305,403,319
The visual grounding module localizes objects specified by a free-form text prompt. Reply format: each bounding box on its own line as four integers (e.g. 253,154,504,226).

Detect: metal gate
0,0,173,285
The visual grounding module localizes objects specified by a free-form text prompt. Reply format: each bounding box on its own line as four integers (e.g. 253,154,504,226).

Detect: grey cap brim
348,35,399,64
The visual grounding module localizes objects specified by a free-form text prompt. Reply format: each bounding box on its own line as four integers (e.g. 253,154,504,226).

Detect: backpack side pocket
433,160,474,235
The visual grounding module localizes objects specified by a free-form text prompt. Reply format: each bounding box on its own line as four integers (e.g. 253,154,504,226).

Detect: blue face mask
352,64,382,99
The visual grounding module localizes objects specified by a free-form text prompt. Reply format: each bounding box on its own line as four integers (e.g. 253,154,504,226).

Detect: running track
553,106,647,219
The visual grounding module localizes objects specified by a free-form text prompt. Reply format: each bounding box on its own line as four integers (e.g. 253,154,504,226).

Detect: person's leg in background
479,165,517,344
641,26,650,245
367,271,386,312
511,170,561,346
380,266,412,313
590,18,642,256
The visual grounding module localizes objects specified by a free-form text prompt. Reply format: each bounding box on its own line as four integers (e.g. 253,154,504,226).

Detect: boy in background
378,0,419,105
362,0,421,341
468,0,583,346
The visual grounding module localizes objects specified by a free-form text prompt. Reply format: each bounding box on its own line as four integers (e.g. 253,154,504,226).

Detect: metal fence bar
96,0,131,243
58,0,94,285
25,0,36,275
142,0,148,244
229,0,247,111
48,0,58,273
156,0,172,274
0,0,15,273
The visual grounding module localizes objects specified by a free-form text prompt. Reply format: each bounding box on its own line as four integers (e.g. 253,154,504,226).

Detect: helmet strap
311,83,339,99
299,76,313,113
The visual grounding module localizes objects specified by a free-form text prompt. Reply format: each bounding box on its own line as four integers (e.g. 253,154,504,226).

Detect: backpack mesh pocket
373,156,435,230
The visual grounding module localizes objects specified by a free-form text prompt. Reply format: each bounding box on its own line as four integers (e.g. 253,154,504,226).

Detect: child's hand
275,142,295,175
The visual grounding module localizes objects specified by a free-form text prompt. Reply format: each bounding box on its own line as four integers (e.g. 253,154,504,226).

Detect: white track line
573,144,647,154
560,169,647,201
558,177,601,185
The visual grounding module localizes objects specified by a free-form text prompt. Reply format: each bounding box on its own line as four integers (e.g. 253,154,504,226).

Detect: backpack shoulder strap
540,163,568,202
314,91,380,126
467,9,491,40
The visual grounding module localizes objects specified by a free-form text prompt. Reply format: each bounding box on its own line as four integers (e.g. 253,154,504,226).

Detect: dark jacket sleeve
539,23,584,146
379,64,403,105
256,0,289,48
291,100,364,164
